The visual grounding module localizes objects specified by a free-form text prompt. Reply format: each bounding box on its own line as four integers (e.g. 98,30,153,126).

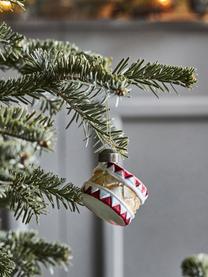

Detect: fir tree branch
15,49,129,95
58,80,129,156
20,49,196,95
115,58,196,94
59,82,128,156
3,170,47,223
0,230,71,277
0,22,23,45
0,75,129,156
0,138,22,162
0,23,196,96
0,70,65,118
0,22,23,63
0,247,15,277
0,134,39,183
0,22,197,157
182,254,208,277
32,96,64,116
24,38,111,69
0,73,49,102
0,23,111,73
0,65,105,105
0,137,37,181
1,167,82,223
0,107,54,149
30,167,82,212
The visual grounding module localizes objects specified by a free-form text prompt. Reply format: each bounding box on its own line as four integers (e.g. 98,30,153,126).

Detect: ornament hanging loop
98,149,119,163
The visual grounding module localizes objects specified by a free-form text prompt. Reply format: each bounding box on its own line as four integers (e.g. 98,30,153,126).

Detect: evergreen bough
0,1,197,275
182,254,208,277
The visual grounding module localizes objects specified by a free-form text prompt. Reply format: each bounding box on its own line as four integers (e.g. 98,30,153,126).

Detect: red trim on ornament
112,204,121,214
107,162,148,200
91,190,100,199
102,196,112,206
83,185,131,226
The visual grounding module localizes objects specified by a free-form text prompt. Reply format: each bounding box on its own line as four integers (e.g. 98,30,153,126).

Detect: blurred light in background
1,0,208,22
0,1,12,12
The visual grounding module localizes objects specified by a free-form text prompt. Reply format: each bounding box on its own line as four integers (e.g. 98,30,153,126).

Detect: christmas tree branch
0,72,51,102
0,74,129,156
0,247,15,277
0,138,35,165
0,137,37,182
0,24,111,74
0,230,71,277
0,167,82,223
182,254,208,277
0,107,54,149
0,72,64,116
58,80,128,156
0,22,23,45
32,97,64,116
0,22,23,63
115,58,196,95
19,47,196,95
0,23,196,96
25,38,111,69
0,23,197,157
0,64,107,106
14,48,129,96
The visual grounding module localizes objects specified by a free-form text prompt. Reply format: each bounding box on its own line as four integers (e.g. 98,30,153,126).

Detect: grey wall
9,21,208,277
125,118,208,277
121,100,208,277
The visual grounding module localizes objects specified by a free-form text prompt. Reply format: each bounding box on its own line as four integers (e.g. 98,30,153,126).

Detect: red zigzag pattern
84,185,132,226
106,162,148,202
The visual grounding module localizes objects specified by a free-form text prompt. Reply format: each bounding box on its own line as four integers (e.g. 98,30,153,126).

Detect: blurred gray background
9,21,208,277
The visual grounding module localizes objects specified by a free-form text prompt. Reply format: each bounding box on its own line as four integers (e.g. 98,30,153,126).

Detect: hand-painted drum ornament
81,151,148,226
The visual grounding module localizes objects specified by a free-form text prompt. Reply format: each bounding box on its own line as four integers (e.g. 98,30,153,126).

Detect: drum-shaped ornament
81,150,148,226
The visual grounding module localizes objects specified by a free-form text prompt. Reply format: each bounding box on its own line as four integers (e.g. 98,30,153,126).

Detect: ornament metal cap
98,149,119,163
